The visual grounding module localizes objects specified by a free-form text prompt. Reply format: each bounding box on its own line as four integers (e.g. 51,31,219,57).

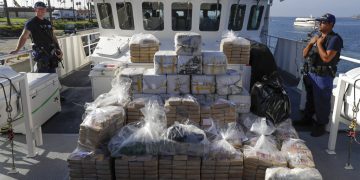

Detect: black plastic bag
250,73,291,124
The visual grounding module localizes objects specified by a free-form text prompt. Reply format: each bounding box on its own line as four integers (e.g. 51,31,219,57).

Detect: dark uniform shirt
314,32,343,67
25,17,55,50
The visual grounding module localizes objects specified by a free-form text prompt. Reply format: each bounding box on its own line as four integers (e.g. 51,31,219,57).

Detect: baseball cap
316,13,336,24
34,1,46,9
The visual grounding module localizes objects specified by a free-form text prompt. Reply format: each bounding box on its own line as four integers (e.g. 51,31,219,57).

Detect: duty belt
310,65,336,77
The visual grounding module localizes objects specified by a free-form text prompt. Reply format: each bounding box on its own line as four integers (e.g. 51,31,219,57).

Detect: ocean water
269,17,360,73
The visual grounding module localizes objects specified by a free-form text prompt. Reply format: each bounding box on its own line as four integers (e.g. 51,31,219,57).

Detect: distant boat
352,15,360,19
294,15,316,27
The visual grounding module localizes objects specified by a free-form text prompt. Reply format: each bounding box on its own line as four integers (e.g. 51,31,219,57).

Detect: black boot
310,124,326,137
293,117,313,127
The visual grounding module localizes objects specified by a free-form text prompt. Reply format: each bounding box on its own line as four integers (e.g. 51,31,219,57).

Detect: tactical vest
308,31,342,67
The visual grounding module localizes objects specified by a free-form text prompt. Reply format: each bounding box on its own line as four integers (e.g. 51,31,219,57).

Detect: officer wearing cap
298,13,343,137
10,1,63,73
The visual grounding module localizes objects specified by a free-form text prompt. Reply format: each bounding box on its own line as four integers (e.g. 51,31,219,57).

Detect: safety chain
0,78,18,174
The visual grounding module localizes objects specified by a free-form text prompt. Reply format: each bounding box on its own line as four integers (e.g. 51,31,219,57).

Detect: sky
1,0,359,17
270,0,360,17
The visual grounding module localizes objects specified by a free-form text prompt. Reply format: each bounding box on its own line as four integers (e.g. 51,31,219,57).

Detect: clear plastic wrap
166,75,190,94
85,77,131,111
78,106,125,150
108,98,166,156
191,75,215,94
202,51,227,75
275,118,299,143
265,167,323,180
216,71,243,95
175,32,202,56
154,51,177,75
281,138,315,168
250,117,276,136
159,121,209,156
129,33,160,47
228,89,251,113
142,69,167,94
120,68,145,94
220,31,250,64
220,31,251,47
177,55,202,74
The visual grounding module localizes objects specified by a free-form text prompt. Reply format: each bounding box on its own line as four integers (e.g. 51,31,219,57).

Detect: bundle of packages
159,121,209,156
78,106,125,150
216,69,243,95
165,95,201,126
265,167,323,180
228,89,251,113
191,75,216,94
167,75,190,94
245,117,276,147
85,77,131,111
243,118,287,180
126,95,163,124
142,68,167,94
274,119,299,144
210,98,237,127
177,55,202,74
120,67,145,94
129,33,160,63
115,155,158,180
281,138,315,168
154,51,177,74
67,148,113,180
202,122,245,180
175,32,202,56
108,98,166,156
220,32,251,64
202,51,227,75
159,155,201,180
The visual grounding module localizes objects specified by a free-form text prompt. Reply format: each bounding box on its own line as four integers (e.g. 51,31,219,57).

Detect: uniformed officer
299,13,343,137
10,1,63,73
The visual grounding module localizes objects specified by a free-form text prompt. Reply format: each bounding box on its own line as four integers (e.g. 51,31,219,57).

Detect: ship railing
264,33,360,155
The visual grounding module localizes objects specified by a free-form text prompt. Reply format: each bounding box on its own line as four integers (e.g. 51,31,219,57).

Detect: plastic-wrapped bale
160,121,209,156
130,33,160,63
202,124,245,180
202,51,227,75
126,95,163,124
281,138,315,168
220,34,251,64
175,32,202,56
108,98,166,156
154,51,178,75
67,149,113,180
265,167,323,180
167,75,190,94
228,89,251,113
191,75,216,94
177,55,202,74
210,98,237,127
142,68,167,94
274,119,299,144
114,155,158,180
78,106,125,151
120,67,145,94
165,95,201,126
85,77,131,111
158,155,201,180
216,69,243,95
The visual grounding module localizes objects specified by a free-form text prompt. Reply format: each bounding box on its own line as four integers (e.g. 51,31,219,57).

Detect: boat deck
1,65,360,180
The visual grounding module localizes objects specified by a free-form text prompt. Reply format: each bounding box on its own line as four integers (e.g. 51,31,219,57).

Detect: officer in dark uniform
10,1,63,73
299,13,343,137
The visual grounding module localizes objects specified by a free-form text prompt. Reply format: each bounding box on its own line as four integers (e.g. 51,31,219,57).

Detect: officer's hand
317,35,326,46
9,50,19,55
56,50,63,60
309,36,319,45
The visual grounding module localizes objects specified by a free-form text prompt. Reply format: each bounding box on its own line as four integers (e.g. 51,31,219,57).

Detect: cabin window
97,3,115,29
172,3,192,31
116,2,134,30
247,5,264,30
142,2,164,31
199,3,222,31
228,4,246,31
